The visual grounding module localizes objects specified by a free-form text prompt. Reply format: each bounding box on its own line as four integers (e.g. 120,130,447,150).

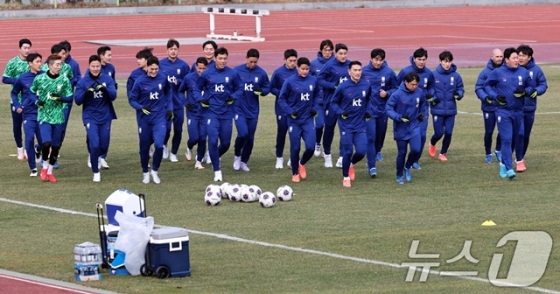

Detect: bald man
474,49,503,163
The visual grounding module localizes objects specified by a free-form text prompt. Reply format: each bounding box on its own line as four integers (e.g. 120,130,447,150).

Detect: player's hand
341,111,349,119
513,88,526,98
186,103,193,111
226,96,234,105
253,88,263,96
290,111,298,119
49,93,61,101
417,113,424,122
365,112,371,121
87,87,95,92
36,100,45,108
141,107,151,115
200,99,210,108
431,98,441,106
453,91,461,100
530,90,538,98
310,109,318,118
496,95,507,106
401,115,409,123
114,83,118,90
166,110,174,121
96,84,105,90
485,96,493,104
426,94,434,102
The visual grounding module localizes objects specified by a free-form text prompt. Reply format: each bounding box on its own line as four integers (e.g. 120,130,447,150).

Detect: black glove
454,91,461,100
186,103,194,111
431,98,441,106
341,111,349,119
253,88,263,96
401,115,409,123
200,99,210,108
36,100,45,107
49,93,61,101
310,109,318,118
226,96,234,105
426,94,434,102
485,96,493,104
141,106,151,115
496,95,507,106
290,111,298,119
530,90,538,98
166,110,174,121
365,112,371,121
513,88,526,98
417,113,424,122
114,83,118,90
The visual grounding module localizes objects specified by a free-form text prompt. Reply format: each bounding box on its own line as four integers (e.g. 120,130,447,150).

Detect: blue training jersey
159,57,190,110
270,64,297,116
193,64,243,119
75,72,118,124
233,63,271,119
11,70,43,120
278,74,321,122
128,71,173,123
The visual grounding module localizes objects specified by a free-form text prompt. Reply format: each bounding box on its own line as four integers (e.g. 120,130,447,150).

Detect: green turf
1,65,559,293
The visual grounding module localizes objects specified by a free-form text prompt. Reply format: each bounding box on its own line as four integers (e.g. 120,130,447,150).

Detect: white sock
47,164,54,174
43,161,49,169
344,177,350,181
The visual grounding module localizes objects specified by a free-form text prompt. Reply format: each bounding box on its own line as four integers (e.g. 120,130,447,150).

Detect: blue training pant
430,115,455,155
496,109,524,170
365,118,377,169
60,103,72,146
23,118,42,170
375,113,388,154
138,119,166,173
207,118,233,171
275,114,288,158
314,107,325,145
288,118,316,176
164,108,185,155
483,111,502,155
11,105,23,148
341,129,367,178
85,121,112,173
417,113,428,163
522,110,535,159
186,116,207,162
395,132,421,177
322,107,338,155
234,114,258,164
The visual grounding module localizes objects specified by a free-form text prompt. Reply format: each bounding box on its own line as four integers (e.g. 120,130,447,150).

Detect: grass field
1,65,560,293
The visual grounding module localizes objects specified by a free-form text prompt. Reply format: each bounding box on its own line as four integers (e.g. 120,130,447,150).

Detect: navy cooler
146,227,191,278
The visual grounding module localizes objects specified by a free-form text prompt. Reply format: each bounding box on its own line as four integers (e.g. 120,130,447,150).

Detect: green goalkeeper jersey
30,73,73,124
2,56,29,104
41,62,74,109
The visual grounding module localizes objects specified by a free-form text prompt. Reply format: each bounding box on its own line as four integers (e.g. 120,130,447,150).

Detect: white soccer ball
249,185,262,199
240,185,254,202
228,184,242,202
276,185,293,201
259,192,276,208
204,185,222,206
220,182,230,199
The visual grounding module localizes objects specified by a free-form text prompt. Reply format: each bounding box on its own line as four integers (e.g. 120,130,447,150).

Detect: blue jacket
127,67,146,98
128,71,172,123
431,64,465,116
179,72,203,119
159,57,190,111
75,72,117,124
385,83,426,141
193,65,243,119
522,58,548,112
397,56,435,116
362,61,398,117
65,54,81,88
270,65,297,115
317,58,351,107
10,70,43,120
85,63,117,88
310,51,332,77
233,63,271,119
278,74,321,123
330,77,371,132
483,63,533,112
475,59,501,112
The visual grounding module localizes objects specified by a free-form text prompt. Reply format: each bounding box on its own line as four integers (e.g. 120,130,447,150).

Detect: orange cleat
47,173,57,183
298,164,307,180
516,160,526,172
429,144,436,158
40,169,48,182
343,178,351,188
349,165,356,181
438,154,448,162
292,174,300,183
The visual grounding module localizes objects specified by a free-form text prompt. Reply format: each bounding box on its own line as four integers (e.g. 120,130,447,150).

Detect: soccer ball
220,182,230,199
240,185,253,202
205,185,222,206
276,185,293,201
228,184,242,202
249,185,262,199
259,192,276,208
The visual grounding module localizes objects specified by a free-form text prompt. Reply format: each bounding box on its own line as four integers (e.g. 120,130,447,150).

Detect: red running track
0,273,100,294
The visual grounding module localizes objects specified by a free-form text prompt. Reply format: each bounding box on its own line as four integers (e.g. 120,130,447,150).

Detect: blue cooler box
147,227,190,278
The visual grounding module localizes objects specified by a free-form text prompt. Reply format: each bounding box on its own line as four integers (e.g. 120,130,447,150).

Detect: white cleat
214,170,223,182
314,144,322,157
162,145,169,159
233,156,241,170
185,148,192,161
205,151,212,164
240,162,250,172
93,172,101,182
287,159,291,167
151,170,161,184
275,157,283,169
169,153,179,162
87,154,92,168
17,147,26,161
324,154,333,168
30,169,38,177
142,172,150,184
336,156,343,168
195,161,205,170
99,158,109,169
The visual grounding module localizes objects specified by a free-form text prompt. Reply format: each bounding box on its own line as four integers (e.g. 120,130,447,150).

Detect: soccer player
397,47,435,170
483,47,533,179
128,56,173,184
159,39,190,162
428,51,465,161
270,49,298,169
278,57,321,183
11,52,43,176
59,40,81,88
232,48,271,172
95,45,117,168
2,38,32,160
330,61,370,187
310,39,334,157
127,47,153,98
475,48,503,163
179,57,208,170
361,48,398,177
517,44,548,171
75,55,117,182
191,40,217,74
30,54,74,183
386,72,426,184
193,47,243,182
317,43,351,168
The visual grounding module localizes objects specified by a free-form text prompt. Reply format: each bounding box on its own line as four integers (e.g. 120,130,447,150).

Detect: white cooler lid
151,227,188,240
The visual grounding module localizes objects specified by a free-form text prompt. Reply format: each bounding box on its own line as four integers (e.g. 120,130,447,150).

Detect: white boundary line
1,197,559,294
458,111,560,116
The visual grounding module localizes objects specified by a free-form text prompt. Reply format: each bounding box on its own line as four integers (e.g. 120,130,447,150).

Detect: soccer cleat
194,161,205,170
349,165,356,181
275,157,283,169
47,173,57,183
336,156,343,168
507,169,516,179
438,154,448,162
17,147,25,160
142,172,150,184
30,169,38,177
324,154,333,168
53,161,59,169
376,152,384,161
298,164,307,180
99,158,109,169
314,144,322,157
214,170,222,182
162,144,169,159
204,151,212,164
292,174,300,183
233,156,241,170
23,149,28,160
494,150,502,163
240,162,250,172
516,160,526,172
87,155,92,168
369,167,377,178
93,172,101,182
287,159,291,167
486,154,493,163
412,162,421,169
40,169,48,181
396,176,404,184
169,153,179,163
151,170,161,184
499,163,507,178
429,144,436,158
404,167,412,182
343,178,351,188
185,148,192,161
